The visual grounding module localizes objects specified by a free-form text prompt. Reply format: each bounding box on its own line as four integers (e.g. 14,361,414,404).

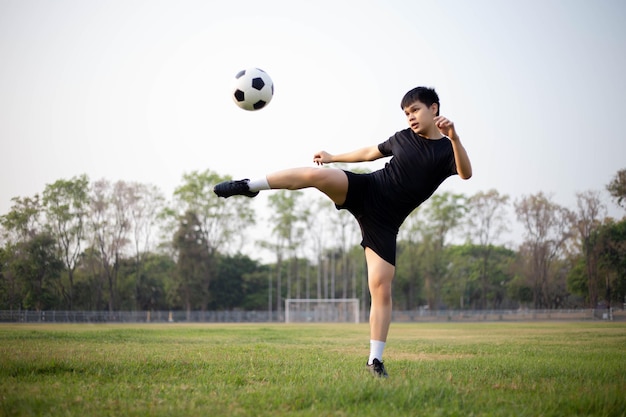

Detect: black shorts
335,170,399,266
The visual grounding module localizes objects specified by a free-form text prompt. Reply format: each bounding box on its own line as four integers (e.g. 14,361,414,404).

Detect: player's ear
430,103,439,116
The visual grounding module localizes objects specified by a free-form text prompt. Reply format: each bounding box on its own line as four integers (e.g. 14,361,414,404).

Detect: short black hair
400,86,440,115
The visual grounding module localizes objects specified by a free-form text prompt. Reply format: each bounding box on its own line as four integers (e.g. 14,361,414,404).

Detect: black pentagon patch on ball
235,70,246,79
251,77,265,91
253,100,266,110
234,89,245,102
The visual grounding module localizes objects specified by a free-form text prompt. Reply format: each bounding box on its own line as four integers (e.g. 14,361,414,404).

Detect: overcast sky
1,0,625,249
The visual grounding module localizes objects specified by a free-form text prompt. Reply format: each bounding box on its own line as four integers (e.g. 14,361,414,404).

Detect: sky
1,0,626,251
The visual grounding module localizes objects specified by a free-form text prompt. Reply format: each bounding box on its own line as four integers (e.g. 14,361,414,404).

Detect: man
214,86,472,377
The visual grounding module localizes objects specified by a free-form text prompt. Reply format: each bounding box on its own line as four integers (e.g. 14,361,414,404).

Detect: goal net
285,298,360,323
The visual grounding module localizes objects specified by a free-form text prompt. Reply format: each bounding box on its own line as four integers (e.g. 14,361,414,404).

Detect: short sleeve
378,137,393,157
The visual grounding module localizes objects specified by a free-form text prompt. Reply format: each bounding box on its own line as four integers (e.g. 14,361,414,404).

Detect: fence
0,310,279,323
391,308,625,322
1,308,623,323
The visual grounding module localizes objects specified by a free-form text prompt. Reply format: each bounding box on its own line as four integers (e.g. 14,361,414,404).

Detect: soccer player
214,86,472,377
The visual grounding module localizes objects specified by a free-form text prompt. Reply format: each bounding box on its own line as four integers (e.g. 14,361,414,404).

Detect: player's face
404,101,438,135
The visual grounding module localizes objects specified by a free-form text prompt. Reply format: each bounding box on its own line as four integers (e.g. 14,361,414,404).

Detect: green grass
1,322,625,417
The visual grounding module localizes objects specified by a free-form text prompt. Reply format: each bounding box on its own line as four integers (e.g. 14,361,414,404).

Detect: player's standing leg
365,247,393,377
215,168,395,377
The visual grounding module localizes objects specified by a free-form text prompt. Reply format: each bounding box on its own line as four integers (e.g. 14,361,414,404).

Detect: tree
170,169,255,312
328,202,361,300
173,211,210,317
0,195,42,242
443,244,516,309
420,192,467,309
112,251,174,311
73,246,107,310
89,179,132,313
123,182,165,310
515,192,574,308
42,174,89,310
572,190,606,307
239,266,273,310
265,190,307,317
396,208,427,309
593,218,626,309
466,189,510,308
606,168,626,210
0,195,50,310
211,253,261,310
12,233,64,311
0,243,23,310
302,196,336,300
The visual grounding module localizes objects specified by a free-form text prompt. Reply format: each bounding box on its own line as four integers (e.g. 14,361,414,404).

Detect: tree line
1,168,625,315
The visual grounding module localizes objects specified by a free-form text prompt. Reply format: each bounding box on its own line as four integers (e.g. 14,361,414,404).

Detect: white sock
247,177,271,192
368,340,386,365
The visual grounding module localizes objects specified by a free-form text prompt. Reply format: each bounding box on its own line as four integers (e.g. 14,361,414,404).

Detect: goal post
285,298,360,323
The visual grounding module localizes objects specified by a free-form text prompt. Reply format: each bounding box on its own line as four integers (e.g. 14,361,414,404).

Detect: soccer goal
285,298,360,323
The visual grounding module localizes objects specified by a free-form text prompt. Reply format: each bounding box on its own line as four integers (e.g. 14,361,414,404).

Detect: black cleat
366,358,389,378
213,179,259,198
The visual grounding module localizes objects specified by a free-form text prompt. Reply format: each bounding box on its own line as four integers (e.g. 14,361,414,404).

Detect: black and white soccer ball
231,68,274,111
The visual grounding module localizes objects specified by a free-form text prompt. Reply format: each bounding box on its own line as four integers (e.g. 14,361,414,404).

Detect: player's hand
434,116,458,140
313,151,333,165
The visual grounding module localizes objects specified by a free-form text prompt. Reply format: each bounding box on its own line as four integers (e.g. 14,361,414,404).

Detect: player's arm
435,116,473,180
450,138,472,179
313,145,383,165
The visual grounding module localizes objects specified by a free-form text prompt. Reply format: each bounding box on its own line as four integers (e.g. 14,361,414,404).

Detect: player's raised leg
364,247,394,378
266,167,348,205
213,179,261,198
214,167,349,206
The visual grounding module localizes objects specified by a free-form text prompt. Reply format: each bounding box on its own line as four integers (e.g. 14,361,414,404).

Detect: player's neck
419,126,444,140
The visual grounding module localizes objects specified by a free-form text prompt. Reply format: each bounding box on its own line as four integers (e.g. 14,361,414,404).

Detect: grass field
1,322,625,417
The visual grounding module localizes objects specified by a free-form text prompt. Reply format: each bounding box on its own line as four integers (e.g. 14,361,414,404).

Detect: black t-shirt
373,128,458,227
337,128,458,265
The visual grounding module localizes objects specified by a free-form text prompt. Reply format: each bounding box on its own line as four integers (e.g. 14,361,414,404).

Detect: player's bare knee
371,287,392,306
307,168,328,185
370,279,392,297
299,168,332,190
